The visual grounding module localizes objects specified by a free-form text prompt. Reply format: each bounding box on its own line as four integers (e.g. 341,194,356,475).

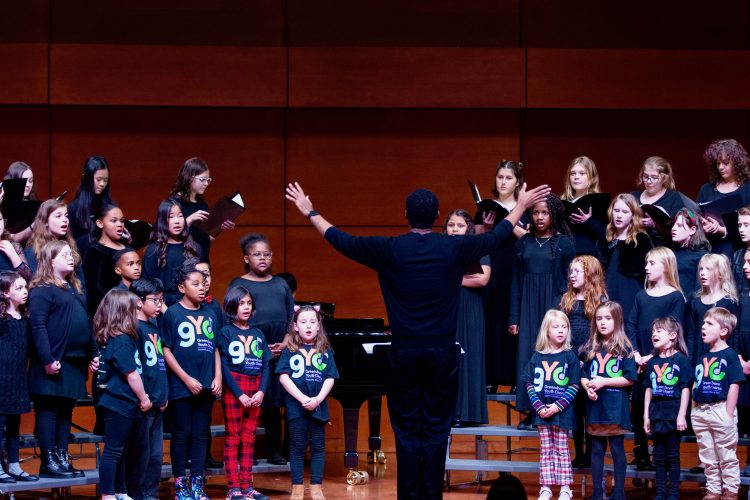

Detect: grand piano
324,314,391,484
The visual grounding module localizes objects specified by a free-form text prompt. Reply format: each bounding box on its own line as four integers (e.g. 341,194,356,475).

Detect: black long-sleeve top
323,219,514,341
82,243,121,317
29,283,96,366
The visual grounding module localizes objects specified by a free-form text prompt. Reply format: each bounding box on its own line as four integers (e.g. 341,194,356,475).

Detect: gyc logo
650,362,679,391
135,333,163,374
176,315,214,347
288,349,327,379
589,352,622,378
227,335,264,364
532,360,570,392
694,356,727,387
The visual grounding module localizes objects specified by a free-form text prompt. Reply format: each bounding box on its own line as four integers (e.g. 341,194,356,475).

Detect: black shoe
516,414,533,430
636,458,654,471
509,386,517,395
689,465,704,474
268,453,287,465
571,456,591,469
205,458,224,469
55,449,84,477
0,472,16,484
39,449,75,478
8,470,39,482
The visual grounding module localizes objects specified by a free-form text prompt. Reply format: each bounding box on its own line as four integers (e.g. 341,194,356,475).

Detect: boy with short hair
113,247,142,290
691,307,744,500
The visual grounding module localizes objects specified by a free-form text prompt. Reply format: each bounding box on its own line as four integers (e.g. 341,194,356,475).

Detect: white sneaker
115,494,133,500
557,486,572,500
538,486,553,500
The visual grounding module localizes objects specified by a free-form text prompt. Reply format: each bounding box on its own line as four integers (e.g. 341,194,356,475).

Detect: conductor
285,181,550,499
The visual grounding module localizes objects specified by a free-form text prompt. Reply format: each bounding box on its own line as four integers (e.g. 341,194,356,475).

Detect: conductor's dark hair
486,474,527,500
129,277,164,298
71,156,112,237
405,188,439,229
224,285,256,322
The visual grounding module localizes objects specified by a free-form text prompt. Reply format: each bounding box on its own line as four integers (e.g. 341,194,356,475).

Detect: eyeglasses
193,176,212,185
641,174,661,183
145,297,164,305
249,252,273,259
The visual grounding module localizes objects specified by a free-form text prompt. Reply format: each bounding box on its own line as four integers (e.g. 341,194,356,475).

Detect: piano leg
367,396,386,464
342,406,361,470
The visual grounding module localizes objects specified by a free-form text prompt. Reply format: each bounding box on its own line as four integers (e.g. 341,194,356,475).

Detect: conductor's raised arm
505,183,551,227
285,182,334,236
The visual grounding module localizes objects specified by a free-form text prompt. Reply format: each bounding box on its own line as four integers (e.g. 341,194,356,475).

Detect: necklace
535,236,551,247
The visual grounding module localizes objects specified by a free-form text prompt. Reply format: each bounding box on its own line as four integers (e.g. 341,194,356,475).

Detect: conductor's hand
516,183,551,211
286,182,314,216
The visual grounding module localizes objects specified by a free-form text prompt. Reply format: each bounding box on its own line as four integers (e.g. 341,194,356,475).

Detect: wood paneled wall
2,0,750,320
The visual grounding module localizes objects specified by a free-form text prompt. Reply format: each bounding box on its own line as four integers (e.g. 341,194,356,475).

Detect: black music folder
468,179,510,220
640,204,672,237
561,192,611,225
698,193,746,221
124,219,153,250
0,178,67,233
193,191,245,238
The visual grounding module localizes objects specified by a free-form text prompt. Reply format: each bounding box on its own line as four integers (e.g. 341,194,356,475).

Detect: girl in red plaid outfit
521,309,580,500
220,285,271,500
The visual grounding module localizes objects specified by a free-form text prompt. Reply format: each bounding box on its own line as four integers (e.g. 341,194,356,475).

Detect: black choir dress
455,255,490,424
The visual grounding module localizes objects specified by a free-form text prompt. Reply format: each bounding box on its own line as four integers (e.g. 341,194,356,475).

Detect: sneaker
242,487,270,500
538,486,552,500
557,486,572,500
115,494,134,500
192,476,210,500
226,488,245,500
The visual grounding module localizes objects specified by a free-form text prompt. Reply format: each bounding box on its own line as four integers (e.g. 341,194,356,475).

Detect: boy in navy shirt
692,307,745,500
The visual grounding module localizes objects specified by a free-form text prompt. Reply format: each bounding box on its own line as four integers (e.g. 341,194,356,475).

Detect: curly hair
559,255,608,319
703,138,750,186
530,193,572,238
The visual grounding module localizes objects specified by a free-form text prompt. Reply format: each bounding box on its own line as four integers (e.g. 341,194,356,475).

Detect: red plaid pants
538,425,573,486
222,372,262,489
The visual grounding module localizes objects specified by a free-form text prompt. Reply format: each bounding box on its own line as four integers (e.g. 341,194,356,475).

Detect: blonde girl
94,289,151,500
626,246,685,470
595,193,654,319
520,309,580,500
580,301,636,500
686,253,738,366
562,156,605,255
558,255,607,468
24,199,81,276
643,317,691,500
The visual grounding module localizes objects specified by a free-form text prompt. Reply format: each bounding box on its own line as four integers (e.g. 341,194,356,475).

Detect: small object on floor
242,487,270,500
268,453,288,465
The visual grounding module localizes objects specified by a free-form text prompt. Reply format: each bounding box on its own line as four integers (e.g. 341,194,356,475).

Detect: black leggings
33,396,76,451
169,392,213,477
653,430,681,499
0,414,21,463
591,434,626,500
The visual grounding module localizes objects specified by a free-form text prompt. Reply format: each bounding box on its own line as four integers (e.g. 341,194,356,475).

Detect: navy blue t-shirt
693,346,745,404
135,319,168,408
276,345,339,422
219,323,272,398
520,350,581,430
98,334,140,418
582,349,637,428
161,302,218,400
643,352,692,432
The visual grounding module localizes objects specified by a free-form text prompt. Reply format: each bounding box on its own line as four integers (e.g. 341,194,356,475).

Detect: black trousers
385,339,459,500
